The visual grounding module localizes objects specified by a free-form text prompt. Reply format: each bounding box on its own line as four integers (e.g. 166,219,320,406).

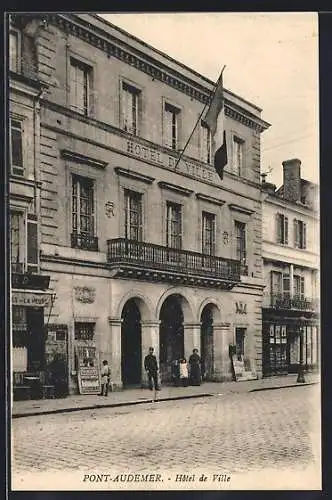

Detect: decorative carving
235,302,247,315
105,201,115,218
74,286,96,304
223,231,229,245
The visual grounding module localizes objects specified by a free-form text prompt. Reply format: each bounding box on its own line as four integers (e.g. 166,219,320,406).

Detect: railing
271,293,317,311
107,238,241,282
71,233,99,251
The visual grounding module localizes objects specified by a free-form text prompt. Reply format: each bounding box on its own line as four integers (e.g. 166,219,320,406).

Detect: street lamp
297,316,306,383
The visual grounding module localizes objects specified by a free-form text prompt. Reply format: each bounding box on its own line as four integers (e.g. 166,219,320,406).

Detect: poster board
75,343,101,395
231,354,258,381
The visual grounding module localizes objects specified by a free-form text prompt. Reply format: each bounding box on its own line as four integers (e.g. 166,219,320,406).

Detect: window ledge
158,181,193,197
61,149,108,169
114,167,155,184
228,204,255,216
196,193,226,206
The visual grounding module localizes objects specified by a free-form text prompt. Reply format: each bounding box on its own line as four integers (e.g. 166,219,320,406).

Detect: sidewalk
11,373,320,419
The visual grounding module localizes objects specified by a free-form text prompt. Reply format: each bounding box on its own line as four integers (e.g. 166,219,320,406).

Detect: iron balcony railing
71,232,99,252
271,293,317,311
107,238,241,282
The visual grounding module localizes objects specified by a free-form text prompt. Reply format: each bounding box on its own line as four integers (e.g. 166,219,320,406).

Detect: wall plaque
74,286,96,304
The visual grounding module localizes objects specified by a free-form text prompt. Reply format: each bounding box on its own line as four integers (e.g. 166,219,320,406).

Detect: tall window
276,213,288,244
164,102,180,150
233,136,244,176
9,30,19,72
202,212,216,256
201,121,212,164
271,271,290,306
10,211,23,272
294,275,305,298
72,175,96,250
122,82,140,135
69,58,92,115
235,220,246,265
294,219,307,249
166,202,182,249
10,119,24,176
124,190,143,241
235,328,246,359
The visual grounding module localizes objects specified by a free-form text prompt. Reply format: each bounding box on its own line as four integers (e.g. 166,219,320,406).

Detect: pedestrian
179,358,189,387
189,348,202,386
171,359,180,386
144,347,160,401
99,359,111,396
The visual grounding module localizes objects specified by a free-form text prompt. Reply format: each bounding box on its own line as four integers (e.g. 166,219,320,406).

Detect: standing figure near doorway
100,360,111,396
189,349,202,386
179,358,189,387
144,347,160,401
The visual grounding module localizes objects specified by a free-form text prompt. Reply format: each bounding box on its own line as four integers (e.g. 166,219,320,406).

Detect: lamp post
297,317,306,383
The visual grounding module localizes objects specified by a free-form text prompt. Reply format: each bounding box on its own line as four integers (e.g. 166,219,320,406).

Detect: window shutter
294,219,298,247
275,214,281,243
138,194,143,242
303,222,307,249
27,218,38,272
301,276,305,296
284,217,288,244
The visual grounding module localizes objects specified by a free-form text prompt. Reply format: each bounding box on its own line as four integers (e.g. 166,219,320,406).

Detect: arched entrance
159,294,184,383
121,299,142,387
200,304,216,381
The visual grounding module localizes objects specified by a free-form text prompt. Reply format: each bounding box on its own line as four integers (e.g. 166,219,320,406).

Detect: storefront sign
76,343,101,395
235,302,247,315
126,139,215,184
12,291,54,307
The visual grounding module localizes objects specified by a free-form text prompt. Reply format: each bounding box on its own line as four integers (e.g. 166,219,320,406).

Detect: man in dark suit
144,347,160,401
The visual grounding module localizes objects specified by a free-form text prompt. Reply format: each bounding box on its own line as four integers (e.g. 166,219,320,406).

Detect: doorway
200,305,214,380
121,299,142,387
159,295,184,383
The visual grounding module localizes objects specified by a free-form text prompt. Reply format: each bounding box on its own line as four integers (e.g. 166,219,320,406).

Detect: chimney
282,158,301,202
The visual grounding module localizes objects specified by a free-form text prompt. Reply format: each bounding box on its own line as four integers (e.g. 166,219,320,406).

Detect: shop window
122,81,140,135
164,102,180,150
71,174,98,251
124,189,143,241
74,322,95,341
69,58,93,116
276,213,288,244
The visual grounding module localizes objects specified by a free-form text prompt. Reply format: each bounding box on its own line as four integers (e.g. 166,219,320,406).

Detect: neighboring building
9,18,54,383
9,13,270,395
261,159,319,376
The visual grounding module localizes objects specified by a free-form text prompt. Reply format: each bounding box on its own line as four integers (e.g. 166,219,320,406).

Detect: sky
99,12,319,188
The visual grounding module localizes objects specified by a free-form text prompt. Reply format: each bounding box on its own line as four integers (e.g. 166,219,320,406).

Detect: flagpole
174,65,226,171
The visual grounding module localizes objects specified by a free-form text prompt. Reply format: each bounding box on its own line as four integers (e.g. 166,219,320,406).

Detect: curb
249,381,318,392
12,393,213,419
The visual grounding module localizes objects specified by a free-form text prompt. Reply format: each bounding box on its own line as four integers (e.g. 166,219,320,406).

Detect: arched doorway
159,294,184,383
200,305,215,381
121,299,142,387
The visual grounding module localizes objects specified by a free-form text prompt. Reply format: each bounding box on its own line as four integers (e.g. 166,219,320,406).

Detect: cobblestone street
11,385,321,490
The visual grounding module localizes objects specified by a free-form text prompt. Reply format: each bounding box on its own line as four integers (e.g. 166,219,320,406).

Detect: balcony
270,294,317,312
107,238,241,289
11,263,50,291
71,233,99,252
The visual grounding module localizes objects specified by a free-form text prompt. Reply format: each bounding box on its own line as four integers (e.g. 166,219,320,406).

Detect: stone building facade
261,159,319,376
9,13,270,395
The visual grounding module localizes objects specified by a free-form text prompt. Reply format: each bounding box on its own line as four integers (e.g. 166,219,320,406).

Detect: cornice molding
196,193,225,206
158,181,193,197
228,204,255,216
60,149,108,169
114,166,155,184
15,12,270,133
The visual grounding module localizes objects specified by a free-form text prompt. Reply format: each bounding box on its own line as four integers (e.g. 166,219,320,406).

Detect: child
179,358,189,387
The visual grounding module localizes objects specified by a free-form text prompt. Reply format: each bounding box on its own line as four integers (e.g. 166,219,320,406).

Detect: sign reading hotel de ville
126,139,215,183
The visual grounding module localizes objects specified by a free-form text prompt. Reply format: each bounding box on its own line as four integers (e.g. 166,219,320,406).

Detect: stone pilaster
213,322,233,381
107,317,123,390
140,320,161,386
